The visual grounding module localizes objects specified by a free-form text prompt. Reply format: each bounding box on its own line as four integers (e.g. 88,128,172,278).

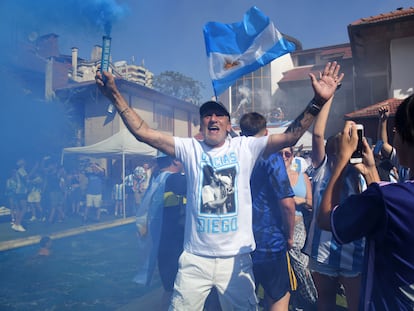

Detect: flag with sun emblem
203,6,296,96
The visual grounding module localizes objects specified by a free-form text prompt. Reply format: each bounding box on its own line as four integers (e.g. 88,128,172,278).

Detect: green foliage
153,70,204,105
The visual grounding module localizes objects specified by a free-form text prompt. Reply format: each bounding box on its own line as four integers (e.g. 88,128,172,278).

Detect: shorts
86,194,102,208
169,250,258,311
27,191,41,203
308,257,361,278
253,251,291,302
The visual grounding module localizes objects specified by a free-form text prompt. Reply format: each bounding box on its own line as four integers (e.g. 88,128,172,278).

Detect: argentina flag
203,6,296,96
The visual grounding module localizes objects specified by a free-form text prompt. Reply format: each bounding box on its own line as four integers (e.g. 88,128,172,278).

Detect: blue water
0,224,160,311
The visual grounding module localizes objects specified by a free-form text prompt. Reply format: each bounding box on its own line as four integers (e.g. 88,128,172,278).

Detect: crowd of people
4,58,412,311
95,59,414,311
4,155,153,232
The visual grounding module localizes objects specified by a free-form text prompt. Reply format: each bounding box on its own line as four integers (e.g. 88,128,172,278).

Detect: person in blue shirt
318,93,414,310
240,112,296,311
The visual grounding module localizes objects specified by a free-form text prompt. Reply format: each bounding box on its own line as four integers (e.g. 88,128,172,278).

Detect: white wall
270,53,295,95
390,36,414,98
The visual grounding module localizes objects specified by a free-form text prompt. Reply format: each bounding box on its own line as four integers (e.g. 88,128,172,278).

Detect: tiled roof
319,46,352,59
344,98,404,119
278,65,323,83
350,7,414,26
281,45,351,83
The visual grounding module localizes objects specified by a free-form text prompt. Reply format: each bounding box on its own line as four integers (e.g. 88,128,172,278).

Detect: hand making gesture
310,61,344,104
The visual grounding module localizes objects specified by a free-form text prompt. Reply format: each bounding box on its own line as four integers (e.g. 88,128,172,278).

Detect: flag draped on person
203,6,296,97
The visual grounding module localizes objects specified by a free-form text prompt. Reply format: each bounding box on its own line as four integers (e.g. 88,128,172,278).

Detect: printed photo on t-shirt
200,165,236,215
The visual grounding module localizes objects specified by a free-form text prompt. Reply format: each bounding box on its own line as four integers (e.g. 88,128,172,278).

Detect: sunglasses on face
280,151,292,158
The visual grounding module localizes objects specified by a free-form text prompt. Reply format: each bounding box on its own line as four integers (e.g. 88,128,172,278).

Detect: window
297,53,315,66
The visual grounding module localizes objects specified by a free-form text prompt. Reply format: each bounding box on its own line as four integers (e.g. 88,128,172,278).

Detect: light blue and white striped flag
203,6,296,96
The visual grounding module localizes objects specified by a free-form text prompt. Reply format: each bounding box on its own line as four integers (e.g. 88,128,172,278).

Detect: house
218,7,414,141
346,7,414,142
344,98,404,143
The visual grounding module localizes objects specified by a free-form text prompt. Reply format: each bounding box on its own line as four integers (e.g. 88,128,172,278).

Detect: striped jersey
303,156,365,272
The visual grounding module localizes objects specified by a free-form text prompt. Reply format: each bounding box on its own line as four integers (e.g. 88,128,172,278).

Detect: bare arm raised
311,96,334,168
95,71,175,157
264,61,343,157
377,105,393,157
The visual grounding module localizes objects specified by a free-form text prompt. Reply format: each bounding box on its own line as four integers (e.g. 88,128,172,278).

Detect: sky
0,0,413,179
1,0,413,102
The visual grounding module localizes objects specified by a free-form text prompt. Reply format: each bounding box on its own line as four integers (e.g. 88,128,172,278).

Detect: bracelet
120,107,130,116
136,119,145,131
307,99,322,116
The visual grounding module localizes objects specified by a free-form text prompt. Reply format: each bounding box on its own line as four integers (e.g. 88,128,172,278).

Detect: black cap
199,101,230,119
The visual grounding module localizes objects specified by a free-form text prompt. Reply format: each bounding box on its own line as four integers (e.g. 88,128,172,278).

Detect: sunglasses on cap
280,151,292,158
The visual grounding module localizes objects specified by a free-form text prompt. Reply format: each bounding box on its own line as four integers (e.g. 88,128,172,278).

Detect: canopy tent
62,128,157,158
62,128,157,217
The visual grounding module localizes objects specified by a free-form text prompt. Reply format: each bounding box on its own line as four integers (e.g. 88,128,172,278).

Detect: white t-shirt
174,135,268,257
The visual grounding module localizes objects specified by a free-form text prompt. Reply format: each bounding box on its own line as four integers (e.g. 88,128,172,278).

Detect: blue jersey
332,180,414,310
303,156,365,272
250,152,294,262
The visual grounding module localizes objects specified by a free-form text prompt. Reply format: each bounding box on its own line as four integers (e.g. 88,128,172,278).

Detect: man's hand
335,121,359,164
354,138,376,175
336,121,379,183
378,105,390,121
95,69,119,101
309,61,344,104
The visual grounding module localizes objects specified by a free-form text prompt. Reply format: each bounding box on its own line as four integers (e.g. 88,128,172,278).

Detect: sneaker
13,224,26,232
30,216,37,222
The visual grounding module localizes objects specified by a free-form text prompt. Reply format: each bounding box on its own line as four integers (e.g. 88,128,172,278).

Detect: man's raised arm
95,70,175,157
264,61,343,156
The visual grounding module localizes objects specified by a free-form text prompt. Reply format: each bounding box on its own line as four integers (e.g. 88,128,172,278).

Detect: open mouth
208,125,220,132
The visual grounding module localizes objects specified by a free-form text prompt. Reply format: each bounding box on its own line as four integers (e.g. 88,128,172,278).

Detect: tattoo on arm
285,107,316,140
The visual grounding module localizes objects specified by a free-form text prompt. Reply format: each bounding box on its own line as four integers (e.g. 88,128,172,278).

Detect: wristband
120,107,130,116
307,99,322,116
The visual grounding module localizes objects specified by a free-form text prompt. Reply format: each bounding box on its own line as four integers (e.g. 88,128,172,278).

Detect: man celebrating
96,61,343,310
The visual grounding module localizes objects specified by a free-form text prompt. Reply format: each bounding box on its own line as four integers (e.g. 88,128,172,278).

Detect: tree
153,71,204,105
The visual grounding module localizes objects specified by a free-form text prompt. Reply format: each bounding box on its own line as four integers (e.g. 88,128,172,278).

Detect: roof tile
345,98,403,119
350,7,414,26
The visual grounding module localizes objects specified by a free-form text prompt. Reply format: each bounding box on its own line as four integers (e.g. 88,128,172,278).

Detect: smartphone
350,124,364,164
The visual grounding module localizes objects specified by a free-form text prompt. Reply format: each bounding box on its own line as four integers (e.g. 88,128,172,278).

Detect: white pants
169,250,258,311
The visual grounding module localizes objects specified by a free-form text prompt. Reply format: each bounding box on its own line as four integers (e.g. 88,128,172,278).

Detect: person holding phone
303,96,366,311
349,124,364,164
317,93,414,310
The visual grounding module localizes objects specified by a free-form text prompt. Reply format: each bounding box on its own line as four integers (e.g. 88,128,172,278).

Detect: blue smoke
0,0,129,198
79,0,129,35
0,0,129,38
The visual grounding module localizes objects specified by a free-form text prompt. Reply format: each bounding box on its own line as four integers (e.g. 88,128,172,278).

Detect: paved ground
0,211,348,311
0,211,135,251
0,212,163,310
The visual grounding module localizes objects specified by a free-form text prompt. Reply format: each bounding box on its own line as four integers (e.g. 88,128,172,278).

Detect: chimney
91,45,101,62
45,58,55,101
71,47,78,81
